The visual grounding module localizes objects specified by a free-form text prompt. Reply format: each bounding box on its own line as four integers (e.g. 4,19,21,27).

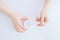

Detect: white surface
0,0,60,40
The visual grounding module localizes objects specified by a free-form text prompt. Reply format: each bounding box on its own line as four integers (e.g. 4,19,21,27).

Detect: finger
12,21,20,32
13,20,25,32
21,17,29,26
21,17,29,21
18,22,26,31
37,24,45,26
14,23,24,32
36,17,40,22
14,24,20,32
44,17,48,23
40,17,45,26
17,25,25,32
40,17,44,23
36,17,45,26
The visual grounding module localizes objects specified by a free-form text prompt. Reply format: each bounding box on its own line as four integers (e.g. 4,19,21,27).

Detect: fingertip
44,17,48,23
36,17,40,22
37,24,45,26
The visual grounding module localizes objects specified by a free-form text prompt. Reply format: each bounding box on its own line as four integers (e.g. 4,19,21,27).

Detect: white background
0,0,60,40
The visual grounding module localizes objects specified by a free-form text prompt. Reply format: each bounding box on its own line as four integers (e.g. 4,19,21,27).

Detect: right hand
10,14,29,32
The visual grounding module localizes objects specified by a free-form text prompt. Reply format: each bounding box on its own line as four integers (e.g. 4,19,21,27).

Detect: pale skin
36,0,50,26
0,0,50,32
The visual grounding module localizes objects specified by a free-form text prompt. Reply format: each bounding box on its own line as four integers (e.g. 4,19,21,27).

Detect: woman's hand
0,3,29,32
36,0,50,26
10,14,29,32
36,9,48,26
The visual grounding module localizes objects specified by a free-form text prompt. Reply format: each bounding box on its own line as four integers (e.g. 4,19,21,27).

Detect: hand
10,14,29,32
36,9,48,26
0,4,29,32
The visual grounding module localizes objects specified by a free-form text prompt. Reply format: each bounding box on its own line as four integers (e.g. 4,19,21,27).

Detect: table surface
0,0,60,40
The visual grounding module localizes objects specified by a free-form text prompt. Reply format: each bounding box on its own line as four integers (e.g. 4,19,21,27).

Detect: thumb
21,17,29,21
